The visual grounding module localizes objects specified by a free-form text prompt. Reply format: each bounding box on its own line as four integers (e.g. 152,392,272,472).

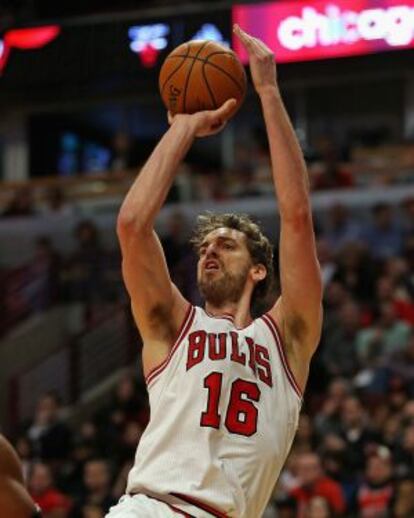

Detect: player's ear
251,264,266,282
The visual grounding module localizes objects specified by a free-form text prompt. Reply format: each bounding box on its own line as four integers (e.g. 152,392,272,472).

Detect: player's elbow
117,207,151,238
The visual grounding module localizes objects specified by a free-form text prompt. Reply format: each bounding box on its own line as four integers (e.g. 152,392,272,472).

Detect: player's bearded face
198,259,251,306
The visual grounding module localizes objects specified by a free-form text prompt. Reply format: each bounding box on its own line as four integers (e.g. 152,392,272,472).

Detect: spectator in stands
70,459,115,518
41,186,74,216
314,378,352,438
394,423,414,479
110,131,135,173
289,452,345,517
14,435,34,483
274,495,297,518
316,239,337,287
28,462,72,517
1,187,36,217
323,203,361,251
24,236,61,313
383,330,414,397
322,300,360,378
26,392,72,466
339,396,381,474
355,448,394,518
400,196,414,237
332,242,376,303
305,495,334,517
363,203,403,259
160,211,191,271
356,302,411,365
311,138,354,191
391,477,414,518
64,220,106,305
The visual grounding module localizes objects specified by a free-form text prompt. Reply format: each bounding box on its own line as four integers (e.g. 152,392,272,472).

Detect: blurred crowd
1,158,414,516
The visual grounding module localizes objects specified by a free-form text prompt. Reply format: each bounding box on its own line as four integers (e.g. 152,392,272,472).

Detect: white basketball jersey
127,305,302,518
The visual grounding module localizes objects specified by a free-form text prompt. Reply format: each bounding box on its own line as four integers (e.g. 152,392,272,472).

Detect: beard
198,263,250,307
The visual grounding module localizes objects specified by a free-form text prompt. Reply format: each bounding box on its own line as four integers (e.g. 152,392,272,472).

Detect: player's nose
205,242,219,257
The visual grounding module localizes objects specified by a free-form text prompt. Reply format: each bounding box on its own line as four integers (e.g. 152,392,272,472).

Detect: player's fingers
233,25,256,51
234,26,267,58
215,98,237,119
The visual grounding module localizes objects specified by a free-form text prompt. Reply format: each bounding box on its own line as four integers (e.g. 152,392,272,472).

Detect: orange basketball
159,40,247,117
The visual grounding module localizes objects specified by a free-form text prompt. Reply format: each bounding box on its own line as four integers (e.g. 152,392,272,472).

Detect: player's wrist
256,84,281,99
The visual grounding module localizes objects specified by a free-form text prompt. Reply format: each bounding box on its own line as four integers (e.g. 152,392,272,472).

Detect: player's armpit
117,222,188,346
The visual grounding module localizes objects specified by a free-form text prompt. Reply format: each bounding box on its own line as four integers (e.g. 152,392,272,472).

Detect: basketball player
107,25,322,517
0,434,43,517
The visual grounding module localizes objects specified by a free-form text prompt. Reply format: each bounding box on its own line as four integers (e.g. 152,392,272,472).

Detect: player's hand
233,24,277,95
168,98,237,138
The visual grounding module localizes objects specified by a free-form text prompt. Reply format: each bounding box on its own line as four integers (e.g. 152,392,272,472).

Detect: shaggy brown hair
191,213,275,311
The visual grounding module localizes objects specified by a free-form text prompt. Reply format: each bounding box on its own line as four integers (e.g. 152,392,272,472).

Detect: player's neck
205,296,253,329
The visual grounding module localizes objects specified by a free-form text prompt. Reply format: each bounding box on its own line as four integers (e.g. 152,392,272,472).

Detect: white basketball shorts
105,494,187,517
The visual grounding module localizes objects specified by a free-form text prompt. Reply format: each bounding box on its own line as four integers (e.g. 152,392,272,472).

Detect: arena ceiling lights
233,0,414,63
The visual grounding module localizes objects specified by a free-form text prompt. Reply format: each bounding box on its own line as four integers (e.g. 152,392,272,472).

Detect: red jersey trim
170,492,229,518
145,305,195,387
261,313,303,400
165,502,196,517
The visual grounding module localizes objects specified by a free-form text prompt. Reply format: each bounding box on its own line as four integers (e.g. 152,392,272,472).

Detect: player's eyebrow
200,236,237,249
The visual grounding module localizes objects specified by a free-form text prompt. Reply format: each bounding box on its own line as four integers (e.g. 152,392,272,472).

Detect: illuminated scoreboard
233,0,414,63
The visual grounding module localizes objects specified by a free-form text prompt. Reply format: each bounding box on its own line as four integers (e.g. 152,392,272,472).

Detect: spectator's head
34,391,61,425
372,202,394,229
83,459,111,494
378,301,398,327
28,462,54,496
275,495,297,518
316,238,333,266
402,424,414,453
294,415,314,453
10,187,34,213
384,257,409,281
82,504,105,518
14,435,32,460
328,203,349,228
166,211,188,240
116,374,136,403
392,478,414,518
297,453,323,487
324,281,350,309
403,332,414,362
305,496,333,518
402,400,414,424
376,276,395,302
75,220,99,247
44,186,66,211
365,448,393,485
338,301,360,331
328,378,351,402
401,196,414,220
341,396,364,428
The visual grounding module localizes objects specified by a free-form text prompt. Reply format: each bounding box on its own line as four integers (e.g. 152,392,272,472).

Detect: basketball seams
183,40,210,113
204,60,246,95
201,62,218,110
167,54,246,95
160,43,190,95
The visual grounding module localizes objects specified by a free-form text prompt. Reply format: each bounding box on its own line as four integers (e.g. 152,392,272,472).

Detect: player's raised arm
234,26,322,389
117,99,236,369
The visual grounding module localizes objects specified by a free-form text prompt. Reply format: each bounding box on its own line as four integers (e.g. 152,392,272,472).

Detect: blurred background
1,0,414,517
